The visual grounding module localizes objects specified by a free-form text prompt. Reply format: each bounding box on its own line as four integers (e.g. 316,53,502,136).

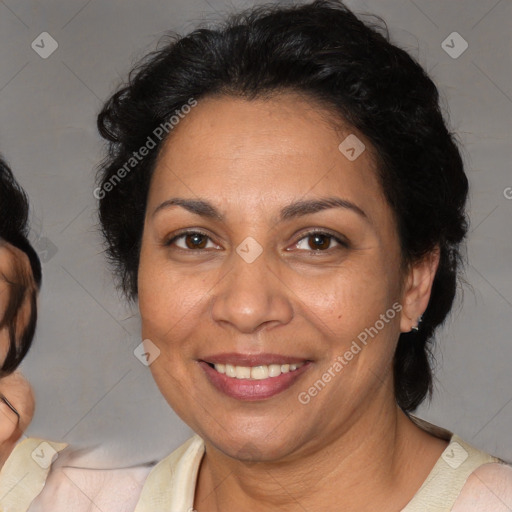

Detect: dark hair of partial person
96,0,469,413
0,156,41,376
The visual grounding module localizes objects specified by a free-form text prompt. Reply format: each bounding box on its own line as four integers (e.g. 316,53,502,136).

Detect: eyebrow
152,196,368,223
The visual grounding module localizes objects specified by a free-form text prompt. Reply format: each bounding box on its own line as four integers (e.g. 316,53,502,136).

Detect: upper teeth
213,363,304,380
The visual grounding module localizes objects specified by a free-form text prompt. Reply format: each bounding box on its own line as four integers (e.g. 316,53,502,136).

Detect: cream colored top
0,418,510,511
133,428,503,512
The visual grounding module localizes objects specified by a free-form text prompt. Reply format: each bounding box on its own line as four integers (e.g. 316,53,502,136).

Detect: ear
399,246,440,333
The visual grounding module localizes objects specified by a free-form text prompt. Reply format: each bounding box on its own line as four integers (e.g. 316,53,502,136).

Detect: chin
198,421,304,463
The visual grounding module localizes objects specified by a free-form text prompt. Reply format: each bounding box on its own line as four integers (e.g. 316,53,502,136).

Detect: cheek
137,246,212,347
296,260,400,336
0,403,17,441
137,253,209,422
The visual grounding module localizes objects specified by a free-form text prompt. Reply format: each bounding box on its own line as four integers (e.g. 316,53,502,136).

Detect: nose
210,246,294,334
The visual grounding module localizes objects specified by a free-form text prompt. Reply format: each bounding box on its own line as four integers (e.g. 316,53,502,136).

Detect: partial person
0,158,153,511
0,156,41,376
0,156,68,506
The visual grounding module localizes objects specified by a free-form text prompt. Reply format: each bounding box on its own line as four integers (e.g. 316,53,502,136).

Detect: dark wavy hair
96,0,469,412
0,156,41,376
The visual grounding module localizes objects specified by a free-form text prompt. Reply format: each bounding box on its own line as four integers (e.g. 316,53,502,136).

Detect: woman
17,0,512,510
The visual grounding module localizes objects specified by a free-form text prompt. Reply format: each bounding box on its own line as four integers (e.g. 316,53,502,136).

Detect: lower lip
199,361,311,401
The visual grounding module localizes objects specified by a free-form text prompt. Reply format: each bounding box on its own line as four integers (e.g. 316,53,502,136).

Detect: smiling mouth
206,362,306,380
200,359,311,400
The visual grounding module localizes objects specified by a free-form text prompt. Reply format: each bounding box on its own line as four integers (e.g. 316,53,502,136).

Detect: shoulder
29,455,154,512
451,462,512,512
132,435,204,510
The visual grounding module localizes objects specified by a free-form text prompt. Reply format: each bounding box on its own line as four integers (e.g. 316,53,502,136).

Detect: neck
194,388,446,512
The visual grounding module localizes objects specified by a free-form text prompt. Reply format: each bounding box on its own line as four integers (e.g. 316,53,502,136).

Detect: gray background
0,0,511,466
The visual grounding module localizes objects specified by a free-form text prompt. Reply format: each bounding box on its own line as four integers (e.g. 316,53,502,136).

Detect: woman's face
138,93,424,461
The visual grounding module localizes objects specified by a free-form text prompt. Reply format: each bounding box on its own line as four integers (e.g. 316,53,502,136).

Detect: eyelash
164,229,349,253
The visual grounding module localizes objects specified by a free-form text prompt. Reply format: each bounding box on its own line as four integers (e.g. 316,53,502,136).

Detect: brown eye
183,233,208,249
295,231,347,252
166,231,217,251
308,234,331,250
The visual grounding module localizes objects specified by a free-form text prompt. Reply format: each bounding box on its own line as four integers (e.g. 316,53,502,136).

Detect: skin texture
0,371,35,467
137,93,449,512
452,463,512,511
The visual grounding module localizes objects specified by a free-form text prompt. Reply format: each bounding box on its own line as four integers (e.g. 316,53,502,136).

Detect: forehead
149,93,386,221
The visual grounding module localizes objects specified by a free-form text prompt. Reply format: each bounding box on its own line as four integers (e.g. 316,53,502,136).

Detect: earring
411,314,423,332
